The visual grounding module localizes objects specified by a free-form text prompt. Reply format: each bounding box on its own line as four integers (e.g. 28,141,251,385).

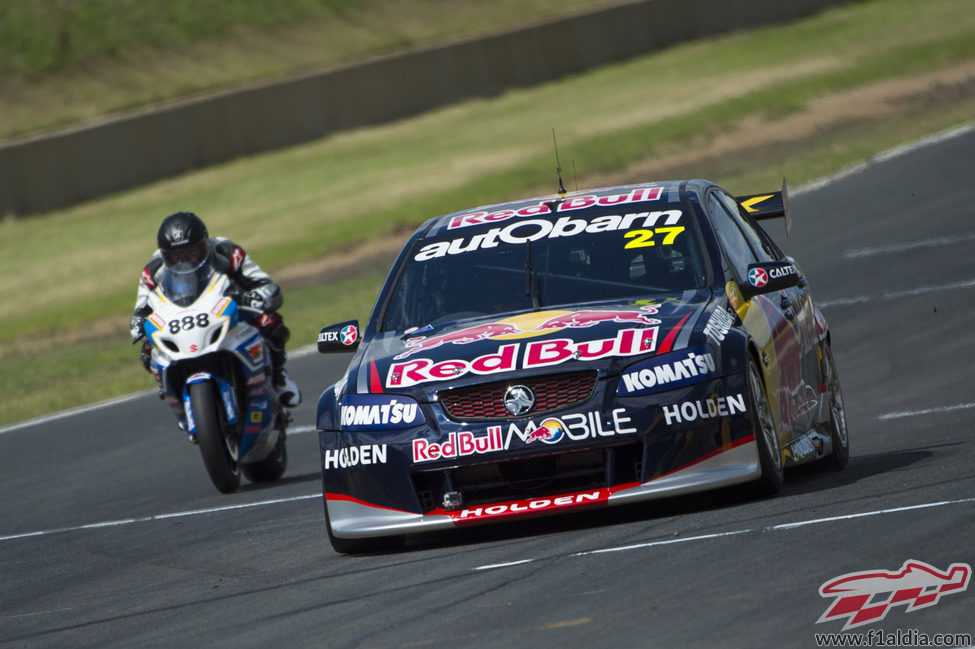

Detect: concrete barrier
0,0,849,216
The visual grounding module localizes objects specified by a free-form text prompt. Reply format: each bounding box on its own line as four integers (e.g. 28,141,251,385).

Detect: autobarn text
418,210,684,260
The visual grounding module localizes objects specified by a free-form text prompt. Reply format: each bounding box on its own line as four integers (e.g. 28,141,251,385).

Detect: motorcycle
142,261,288,493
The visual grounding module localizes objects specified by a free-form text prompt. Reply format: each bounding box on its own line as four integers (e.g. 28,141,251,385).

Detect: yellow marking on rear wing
736,178,791,236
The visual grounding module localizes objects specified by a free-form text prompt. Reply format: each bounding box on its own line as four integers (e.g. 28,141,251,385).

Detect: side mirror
739,261,801,300
318,320,361,353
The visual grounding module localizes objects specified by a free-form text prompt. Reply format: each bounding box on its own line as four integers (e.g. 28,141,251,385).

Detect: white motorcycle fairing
144,267,280,463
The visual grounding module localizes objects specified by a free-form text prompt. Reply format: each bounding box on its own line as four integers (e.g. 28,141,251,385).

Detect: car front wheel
747,356,784,495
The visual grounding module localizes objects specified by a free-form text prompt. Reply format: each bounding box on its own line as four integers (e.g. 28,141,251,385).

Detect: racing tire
190,381,241,494
747,356,784,496
324,498,403,555
820,343,850,471
241,427,287,483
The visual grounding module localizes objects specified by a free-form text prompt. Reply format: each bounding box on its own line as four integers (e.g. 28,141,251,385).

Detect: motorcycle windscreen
160,262,216,307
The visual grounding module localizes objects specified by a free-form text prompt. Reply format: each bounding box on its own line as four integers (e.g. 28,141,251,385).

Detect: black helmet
157,211,209,268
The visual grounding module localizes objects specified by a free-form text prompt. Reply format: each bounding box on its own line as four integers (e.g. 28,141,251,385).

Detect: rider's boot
269,342,300,407
261,315,300,407
274,366,301,408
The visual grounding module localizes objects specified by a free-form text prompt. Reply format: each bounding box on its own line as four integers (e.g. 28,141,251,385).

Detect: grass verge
0,0,625,139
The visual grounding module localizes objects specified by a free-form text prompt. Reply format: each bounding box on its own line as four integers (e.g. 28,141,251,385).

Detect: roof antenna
552,128,567,196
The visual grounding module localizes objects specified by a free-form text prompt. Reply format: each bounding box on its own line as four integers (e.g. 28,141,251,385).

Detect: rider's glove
243,290,267,311
140,340,153,373
130,315,146,343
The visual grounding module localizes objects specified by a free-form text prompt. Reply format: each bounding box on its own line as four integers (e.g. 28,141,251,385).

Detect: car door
707,189,819,445
719,192,821,437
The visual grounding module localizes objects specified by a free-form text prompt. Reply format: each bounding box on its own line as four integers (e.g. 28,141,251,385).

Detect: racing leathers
130,236,301,408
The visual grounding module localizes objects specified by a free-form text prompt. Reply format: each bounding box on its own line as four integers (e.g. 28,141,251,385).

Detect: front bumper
321,373,759,539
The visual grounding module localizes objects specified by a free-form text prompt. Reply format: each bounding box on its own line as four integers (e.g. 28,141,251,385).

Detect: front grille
410,440,644,513
437,370,598,421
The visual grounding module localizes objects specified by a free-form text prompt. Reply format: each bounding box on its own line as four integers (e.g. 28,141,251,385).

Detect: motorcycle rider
129,211,301,408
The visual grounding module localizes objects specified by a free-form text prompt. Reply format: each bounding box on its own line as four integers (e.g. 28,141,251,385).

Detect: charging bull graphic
395,322,522,359
395,307,661,359
817,560,971,630
523,418,567,444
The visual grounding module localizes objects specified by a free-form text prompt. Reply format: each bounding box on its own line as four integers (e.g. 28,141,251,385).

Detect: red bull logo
396,322,523,359
388,328,658,387
446,187,663,230
395,307,661,360
523,418,567,444
533,309,660,331
412,408,637,463
817,560,971,630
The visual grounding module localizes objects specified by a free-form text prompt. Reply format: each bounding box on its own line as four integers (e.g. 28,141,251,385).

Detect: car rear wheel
747,356,784,495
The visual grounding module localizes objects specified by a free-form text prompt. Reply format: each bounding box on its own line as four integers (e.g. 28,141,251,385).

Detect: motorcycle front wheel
190,381,241,494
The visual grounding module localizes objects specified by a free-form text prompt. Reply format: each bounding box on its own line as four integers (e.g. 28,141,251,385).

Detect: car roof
419,180,714,237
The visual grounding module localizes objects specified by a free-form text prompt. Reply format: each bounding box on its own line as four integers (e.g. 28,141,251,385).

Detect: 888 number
168,313,210,334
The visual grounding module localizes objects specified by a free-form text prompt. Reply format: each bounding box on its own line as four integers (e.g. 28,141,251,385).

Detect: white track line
5,491,974,551
817,277,975,308
0,392,153,436
878,402,975,421
793,123,974,196
473,497,975,571
844,232,975,260
0,342,320,436
0,493,321,543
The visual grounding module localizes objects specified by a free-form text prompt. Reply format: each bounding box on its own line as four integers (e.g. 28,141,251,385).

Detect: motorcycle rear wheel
241,426,287,483
190,381,241,494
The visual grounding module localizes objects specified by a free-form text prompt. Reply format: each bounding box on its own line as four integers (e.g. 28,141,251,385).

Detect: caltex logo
817,560,971,630
748,267,768,287
340,325,358,346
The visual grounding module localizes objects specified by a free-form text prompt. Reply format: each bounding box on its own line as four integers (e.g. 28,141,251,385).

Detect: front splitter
326,438,760,539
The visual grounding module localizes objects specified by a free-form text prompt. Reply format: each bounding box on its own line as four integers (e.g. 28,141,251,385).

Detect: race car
316,179,849,553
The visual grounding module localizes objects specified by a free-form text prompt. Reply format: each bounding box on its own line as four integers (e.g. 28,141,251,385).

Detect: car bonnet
351,291,713,399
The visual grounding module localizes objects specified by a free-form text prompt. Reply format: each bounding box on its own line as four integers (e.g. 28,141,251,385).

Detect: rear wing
736,178,791,236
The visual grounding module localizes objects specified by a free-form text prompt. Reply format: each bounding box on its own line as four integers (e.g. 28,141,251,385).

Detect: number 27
624,226,685,248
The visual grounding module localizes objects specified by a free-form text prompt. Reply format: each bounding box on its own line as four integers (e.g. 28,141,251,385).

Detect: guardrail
0,0,848,216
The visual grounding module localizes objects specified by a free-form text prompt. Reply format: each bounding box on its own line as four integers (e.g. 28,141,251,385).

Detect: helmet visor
162,239,209,270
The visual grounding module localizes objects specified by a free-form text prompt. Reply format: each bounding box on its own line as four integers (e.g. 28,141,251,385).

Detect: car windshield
159,262,216,308
380,201,709,332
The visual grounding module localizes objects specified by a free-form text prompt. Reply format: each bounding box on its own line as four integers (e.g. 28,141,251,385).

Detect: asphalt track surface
3,126,975,649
